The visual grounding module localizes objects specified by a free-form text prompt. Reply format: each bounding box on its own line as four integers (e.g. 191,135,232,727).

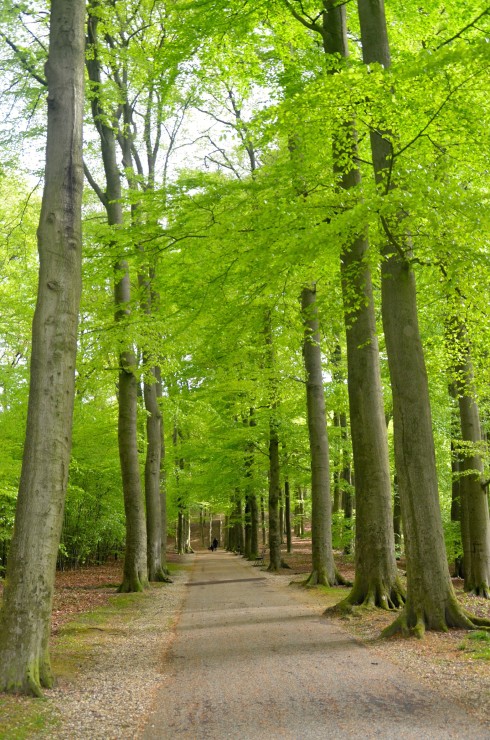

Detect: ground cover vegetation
0,0,489,697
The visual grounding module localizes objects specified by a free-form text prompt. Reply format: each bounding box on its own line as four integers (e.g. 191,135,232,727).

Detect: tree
301,284,340,586
449,314,490,597
0,0,85,695
356,0,489,635
85,0,148,592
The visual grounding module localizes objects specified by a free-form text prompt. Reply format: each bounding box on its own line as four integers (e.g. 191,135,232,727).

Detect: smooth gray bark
0,0,85,696
452,321,490,597
143,369,168,581
285,478,292,554
265,313,282,571
268,421,282,571
301,285,338,586
86,3,147,593
357,0,483,634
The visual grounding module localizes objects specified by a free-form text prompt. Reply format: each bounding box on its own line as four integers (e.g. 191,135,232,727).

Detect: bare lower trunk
261,495,267,545
177,509,185,554
244,498,251,558
0,0,85,696
268,421,282,572
143,372,168,581
301,286,340,586
285,478,292,554
453,321,490,597
200,507,205,547
380,259,462,634
118,360,148,592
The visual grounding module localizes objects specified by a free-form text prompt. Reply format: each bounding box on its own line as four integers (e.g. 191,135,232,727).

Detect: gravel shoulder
44,563,192,739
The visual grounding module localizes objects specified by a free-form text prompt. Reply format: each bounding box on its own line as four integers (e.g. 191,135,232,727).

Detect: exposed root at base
117,578,148,594
381,601,490,639
150,568,173,584
327,578,405,615
303,569,347,588
465,584,490,599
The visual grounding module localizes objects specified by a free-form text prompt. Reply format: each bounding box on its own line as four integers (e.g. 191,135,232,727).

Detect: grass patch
0,570,184,739
0,696,59,739
458,630,490,660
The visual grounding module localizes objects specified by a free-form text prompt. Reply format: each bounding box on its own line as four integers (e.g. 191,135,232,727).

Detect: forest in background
0,0,489,695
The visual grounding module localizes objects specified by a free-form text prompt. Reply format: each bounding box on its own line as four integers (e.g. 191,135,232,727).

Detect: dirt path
142,552,489,739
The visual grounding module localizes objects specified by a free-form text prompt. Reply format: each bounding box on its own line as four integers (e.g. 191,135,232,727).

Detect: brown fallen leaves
50,561,123,633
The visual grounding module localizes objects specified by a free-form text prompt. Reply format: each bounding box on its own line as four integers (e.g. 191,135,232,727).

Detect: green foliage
331,510,355,553
0,0,489,576
442,517,463,567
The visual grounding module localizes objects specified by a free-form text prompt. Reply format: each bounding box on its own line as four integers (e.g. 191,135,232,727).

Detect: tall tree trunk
279,488,285,544
244,498,252,558
294,486,302,536
301,285,340,586
244,410,259,559
285,478,292,554
449,385,466,579
156,370,169,575
261,495,267,546
452,321,490,597
142,369,168,581
393,476,402,557
0,0,85,696
86,4,147,593
265,312,282,571
357,0,486,634
332,413,343,514
268,420,282,571
322,2,403,609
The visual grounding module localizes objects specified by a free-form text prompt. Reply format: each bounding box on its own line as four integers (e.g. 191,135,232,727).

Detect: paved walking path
142,552,489,739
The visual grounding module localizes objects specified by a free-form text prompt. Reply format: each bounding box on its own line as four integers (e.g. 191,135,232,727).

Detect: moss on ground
458,630,490,660
0,697,59,739
0,568,183,737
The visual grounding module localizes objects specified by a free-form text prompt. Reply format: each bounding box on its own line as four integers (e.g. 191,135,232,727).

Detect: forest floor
0,540,488,737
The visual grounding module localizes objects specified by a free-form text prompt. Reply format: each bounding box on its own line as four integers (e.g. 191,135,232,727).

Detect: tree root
304,568,348,588
150,567,173,584
0,657,52,698
465,583,490,599
327,577,405,615
117,575,148,593
382,599,490,639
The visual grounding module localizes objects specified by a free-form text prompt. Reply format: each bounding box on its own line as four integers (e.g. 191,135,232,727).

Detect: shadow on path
142,552,488,739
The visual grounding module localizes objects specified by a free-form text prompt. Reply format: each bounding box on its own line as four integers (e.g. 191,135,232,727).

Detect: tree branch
0,32,47,87
436,7,489,50
83,161,107,207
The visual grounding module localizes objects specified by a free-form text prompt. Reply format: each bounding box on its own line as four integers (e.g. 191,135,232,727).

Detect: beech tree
356,0,489,635
85,0,148,592
282,0,404,609
301,284,340,586
0,0,85,695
